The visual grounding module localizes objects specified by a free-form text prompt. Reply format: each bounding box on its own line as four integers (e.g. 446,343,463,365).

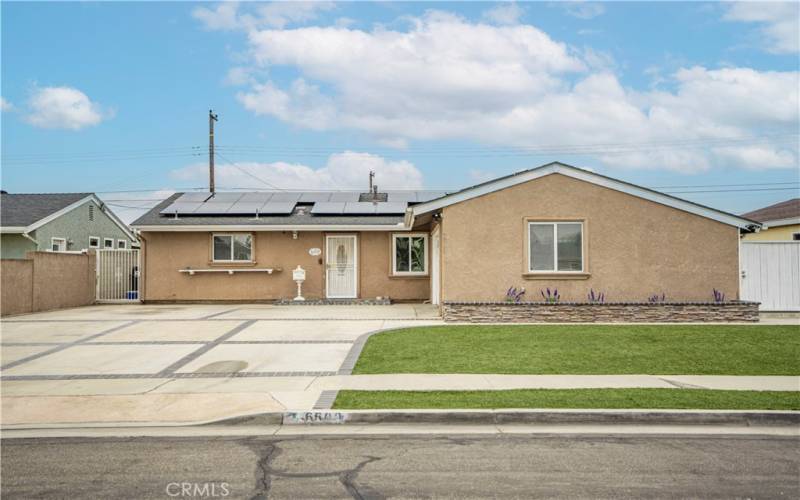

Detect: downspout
403,208,415,229
137,231,147,303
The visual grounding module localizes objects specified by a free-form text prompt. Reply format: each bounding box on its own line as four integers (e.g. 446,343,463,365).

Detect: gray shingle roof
132,193,407,227
0,193,93,227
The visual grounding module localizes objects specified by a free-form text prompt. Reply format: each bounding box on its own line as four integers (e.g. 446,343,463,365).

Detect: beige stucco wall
140,231,429,302
1,259,33,315
1,252,96,316
742,224,800,241
440,173,740,302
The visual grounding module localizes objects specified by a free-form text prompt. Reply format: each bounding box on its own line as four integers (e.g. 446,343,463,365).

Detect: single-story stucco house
1,192,138,259
131,162,761,320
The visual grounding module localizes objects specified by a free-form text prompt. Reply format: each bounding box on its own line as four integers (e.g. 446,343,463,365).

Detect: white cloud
227,10,798,172
193,1,334,31
170,151,424,190
560,2,605,20
483,3,524,26
724,2,800,54
0,97,12,112
24,86,109,130
468,169,496,183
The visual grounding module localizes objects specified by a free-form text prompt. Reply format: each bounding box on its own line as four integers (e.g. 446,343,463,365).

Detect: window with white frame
393,234,428,275
89,236,100,248
50,238,66,252
212,233,252,262
103,238,114,248
528,222,583,272
117,239,127,249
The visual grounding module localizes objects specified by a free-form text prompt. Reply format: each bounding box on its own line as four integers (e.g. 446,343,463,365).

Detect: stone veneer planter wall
442,301,760,323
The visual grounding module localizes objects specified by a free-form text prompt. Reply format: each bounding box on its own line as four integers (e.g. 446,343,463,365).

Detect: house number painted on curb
284,412,348,424
308,248,322,256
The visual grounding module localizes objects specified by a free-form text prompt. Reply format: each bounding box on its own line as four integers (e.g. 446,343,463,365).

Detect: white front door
430,226,441,305
326,235,358,298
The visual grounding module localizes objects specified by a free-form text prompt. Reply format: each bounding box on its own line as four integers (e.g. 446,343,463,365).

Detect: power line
213,151,286,191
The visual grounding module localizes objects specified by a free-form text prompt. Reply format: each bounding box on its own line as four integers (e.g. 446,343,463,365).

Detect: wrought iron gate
96,249,141,303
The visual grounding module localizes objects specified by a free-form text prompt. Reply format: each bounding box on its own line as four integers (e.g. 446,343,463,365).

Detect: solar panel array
159,190,448,216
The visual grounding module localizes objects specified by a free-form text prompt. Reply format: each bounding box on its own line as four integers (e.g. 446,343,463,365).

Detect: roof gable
1,193,92,227
409,162,760,229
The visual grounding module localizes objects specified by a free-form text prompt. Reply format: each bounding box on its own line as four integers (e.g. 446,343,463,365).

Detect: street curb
210,409,800,427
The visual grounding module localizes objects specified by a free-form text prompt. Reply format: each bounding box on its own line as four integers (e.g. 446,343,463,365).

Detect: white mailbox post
292,265,306,301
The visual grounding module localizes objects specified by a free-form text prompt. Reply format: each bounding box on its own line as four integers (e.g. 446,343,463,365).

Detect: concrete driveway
1,304,441,426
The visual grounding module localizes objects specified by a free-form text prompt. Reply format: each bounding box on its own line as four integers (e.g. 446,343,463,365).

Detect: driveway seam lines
0,320,140,371
156,320,257,375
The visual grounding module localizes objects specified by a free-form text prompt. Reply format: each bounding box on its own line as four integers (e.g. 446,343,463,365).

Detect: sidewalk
2,374,797,428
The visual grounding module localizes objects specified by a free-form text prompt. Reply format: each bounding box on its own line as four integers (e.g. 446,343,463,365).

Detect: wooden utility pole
209,109,218,193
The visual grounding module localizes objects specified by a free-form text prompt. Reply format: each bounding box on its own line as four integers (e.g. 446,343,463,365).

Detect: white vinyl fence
740,242,800,311
96,249,141,303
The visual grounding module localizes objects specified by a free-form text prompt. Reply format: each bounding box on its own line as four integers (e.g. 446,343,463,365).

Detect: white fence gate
96,249,141,303
740,242,800,311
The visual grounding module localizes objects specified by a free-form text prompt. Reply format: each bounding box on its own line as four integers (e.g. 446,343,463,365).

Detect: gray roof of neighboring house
132,193,413,227
0,192,93,227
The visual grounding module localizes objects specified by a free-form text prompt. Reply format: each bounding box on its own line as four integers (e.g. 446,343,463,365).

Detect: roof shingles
0,193,92,227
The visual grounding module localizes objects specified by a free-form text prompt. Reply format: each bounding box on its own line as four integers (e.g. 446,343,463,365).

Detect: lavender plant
647,293,666,303
505,286,526,303
541,287,560,303
587,289,606,303
712,288,725,303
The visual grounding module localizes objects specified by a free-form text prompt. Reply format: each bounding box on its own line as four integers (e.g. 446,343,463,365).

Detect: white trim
760,216,800,229
117,239,127,249
391,233,429,276
132,223,408,232
50,237,67,252
430,225,441,305
103,238,114,249
527,221,584,273
325,234,358,299
89,236,100,248
211,233,253,262
410,162,759,229
179,268,275,275
0,227,26,234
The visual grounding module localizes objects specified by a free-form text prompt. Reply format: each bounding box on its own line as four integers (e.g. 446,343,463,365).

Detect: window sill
208,261,257,267
523,272,590,280
389,274,430,280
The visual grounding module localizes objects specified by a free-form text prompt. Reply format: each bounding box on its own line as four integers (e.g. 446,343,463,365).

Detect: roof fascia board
0,227,26,234
412,163,758,229
94,195,138,241
762,216,800,228
133,224,410,232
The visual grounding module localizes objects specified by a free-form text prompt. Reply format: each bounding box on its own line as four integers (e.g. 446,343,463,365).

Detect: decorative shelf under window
179,268,282,276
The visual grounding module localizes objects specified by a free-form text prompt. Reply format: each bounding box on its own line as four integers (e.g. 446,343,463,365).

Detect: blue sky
2,1,798,222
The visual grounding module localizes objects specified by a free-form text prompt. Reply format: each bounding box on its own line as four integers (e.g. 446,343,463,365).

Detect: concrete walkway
2,374,797,428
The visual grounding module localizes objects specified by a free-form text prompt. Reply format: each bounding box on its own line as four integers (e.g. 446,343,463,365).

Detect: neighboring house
741,198,800,241
0,193,137,259
131,162,760,304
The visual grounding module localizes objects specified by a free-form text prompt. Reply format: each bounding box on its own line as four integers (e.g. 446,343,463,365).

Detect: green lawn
352,325,800,375
333,389,800,410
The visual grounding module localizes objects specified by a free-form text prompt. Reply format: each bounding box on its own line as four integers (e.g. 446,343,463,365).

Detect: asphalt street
2,433,798,499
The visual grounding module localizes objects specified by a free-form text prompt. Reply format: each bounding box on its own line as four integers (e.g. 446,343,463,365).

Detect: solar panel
159,202,203,215
385,192,418,202
328,192,360,202
374,201,409,214
299,192,332,203
208,193,244,202
177,192,213,202
239,192,273,203
260,201,296,214
269,192,301,203
343,202,378,214
194,202,235,214
310,202,345,214
225,202,266,215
